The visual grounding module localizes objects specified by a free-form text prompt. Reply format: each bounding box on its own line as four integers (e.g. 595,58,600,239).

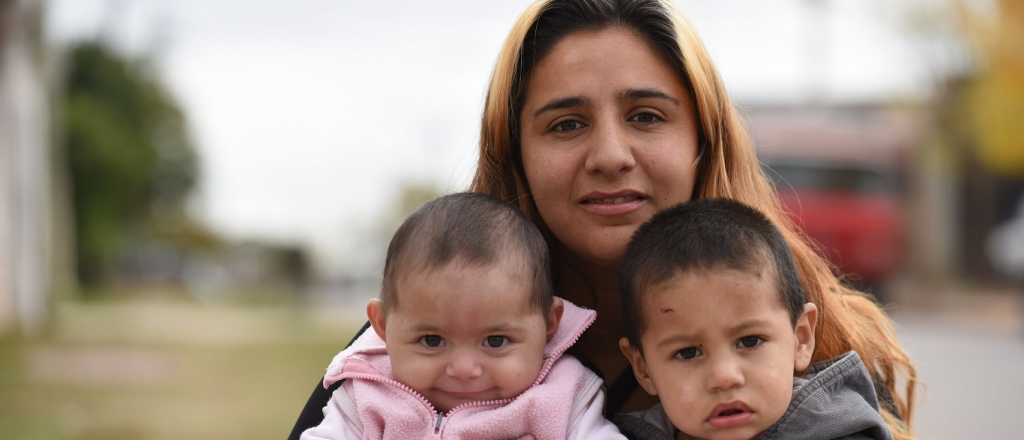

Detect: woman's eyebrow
533,96,588,117
621,88,679,105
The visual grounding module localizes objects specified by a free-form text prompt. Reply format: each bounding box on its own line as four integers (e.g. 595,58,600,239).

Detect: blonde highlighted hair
471,1,916,438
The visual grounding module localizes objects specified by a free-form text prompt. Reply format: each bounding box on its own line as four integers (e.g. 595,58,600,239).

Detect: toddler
615,198,892,440
302,192,625,440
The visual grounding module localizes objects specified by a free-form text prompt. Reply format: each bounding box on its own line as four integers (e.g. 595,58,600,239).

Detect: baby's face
623,268,815,440
372,261,554,412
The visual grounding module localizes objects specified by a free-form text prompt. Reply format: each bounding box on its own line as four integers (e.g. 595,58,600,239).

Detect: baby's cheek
392,357,437,392
495,354,544,396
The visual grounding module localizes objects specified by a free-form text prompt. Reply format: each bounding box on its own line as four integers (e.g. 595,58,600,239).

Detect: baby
615,198,893,440
302,192,625,439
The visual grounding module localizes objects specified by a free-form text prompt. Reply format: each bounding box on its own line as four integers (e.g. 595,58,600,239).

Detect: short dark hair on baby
620,198,807,347
381,192,553,313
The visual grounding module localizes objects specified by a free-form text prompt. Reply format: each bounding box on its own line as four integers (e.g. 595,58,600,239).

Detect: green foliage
59,41,199,287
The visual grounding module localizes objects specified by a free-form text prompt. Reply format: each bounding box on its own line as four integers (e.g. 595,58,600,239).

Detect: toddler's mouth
706,401,754,429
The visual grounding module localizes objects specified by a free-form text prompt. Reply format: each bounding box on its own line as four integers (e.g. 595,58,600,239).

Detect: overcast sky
45,0,948,272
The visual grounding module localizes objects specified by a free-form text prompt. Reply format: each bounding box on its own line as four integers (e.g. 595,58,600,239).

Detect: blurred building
0,0,54,334
745,101,923,293
746,97,1023,287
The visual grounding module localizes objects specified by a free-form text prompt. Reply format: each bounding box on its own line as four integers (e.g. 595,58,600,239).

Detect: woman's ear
793,302,818,372
366,298,387,341
619,337,659,396
545,297,565,341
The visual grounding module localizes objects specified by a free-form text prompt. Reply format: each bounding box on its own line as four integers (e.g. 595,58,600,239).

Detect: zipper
433,413,443,434
341,372,512,437
435,396,514,436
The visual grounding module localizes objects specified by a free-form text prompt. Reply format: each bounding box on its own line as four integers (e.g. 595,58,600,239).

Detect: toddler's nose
707,356,745,392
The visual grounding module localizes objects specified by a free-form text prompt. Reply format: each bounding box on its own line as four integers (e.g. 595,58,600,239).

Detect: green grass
0,297,363,440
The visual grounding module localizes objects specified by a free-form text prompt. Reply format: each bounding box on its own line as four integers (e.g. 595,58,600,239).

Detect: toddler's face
620,268,816,440
368,260,558,412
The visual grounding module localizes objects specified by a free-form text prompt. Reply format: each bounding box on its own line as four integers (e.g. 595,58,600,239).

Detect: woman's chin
551,224,638,272
575,242,629,272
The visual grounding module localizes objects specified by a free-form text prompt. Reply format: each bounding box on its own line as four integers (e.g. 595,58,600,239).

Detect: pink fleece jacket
300,298,625,440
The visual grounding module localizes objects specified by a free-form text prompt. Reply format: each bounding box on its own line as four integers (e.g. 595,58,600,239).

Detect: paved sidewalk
883,280,1023,439
886,280,1023,335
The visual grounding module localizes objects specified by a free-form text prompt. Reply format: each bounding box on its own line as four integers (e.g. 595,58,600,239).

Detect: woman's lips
578,191,648,216
706,401,754,429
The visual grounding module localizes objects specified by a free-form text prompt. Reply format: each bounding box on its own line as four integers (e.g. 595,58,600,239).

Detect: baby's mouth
437,387,495,401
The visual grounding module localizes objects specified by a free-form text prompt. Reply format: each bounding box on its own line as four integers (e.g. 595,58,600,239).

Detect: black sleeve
287,321,371,440
604,367,639,417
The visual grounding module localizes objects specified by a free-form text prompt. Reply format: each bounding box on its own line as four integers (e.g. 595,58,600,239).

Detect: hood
759,351,893,440
321,296,596,389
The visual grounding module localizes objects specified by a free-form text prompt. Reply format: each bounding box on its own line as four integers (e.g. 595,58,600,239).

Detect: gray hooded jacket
614,351,893,440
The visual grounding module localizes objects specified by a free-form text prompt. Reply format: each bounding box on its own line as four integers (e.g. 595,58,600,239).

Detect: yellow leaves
958,0,1024,175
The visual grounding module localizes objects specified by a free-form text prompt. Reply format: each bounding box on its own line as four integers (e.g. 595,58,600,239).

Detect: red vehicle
763,158,906,300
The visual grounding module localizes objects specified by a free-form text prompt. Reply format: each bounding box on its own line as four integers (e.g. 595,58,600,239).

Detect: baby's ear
545,297,565,341
793,302,818,372
619,337,659,396
366,298,387,340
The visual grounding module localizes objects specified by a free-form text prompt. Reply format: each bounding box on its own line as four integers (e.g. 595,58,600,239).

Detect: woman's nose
445,352,483,380
584,119,636,177
706,355,745,392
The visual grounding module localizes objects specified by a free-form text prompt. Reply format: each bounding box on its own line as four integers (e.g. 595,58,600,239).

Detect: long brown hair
470,1,917,437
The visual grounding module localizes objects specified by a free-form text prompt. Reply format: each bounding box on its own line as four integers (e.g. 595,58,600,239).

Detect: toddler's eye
419,335,444,348
673,346,702,360
484,335,509,348
737,335,763,349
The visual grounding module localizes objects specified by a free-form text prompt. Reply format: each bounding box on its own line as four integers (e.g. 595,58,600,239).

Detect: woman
291,1,917,438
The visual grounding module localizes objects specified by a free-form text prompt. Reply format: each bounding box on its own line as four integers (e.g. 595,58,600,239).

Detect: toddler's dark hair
620,198,807,348
381,192,552,313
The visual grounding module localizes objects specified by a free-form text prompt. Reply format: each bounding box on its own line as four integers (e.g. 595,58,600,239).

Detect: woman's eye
627,111,664,124
673,346,702,360
419,335,444,348
484,335,509,348
551,119,586,133
737,335,763,349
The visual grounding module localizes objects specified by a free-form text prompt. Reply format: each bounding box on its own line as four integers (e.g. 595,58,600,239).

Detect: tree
58,41,199,287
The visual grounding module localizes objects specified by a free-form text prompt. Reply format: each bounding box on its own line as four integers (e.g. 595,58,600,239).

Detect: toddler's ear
619,338,659,396
545,297,565,341
367,298,387,340
793,302,818,372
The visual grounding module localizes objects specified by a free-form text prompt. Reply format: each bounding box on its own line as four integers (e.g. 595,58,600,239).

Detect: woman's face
519,26,700,267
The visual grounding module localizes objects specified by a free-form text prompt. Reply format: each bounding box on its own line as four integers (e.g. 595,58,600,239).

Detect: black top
286,321,639,439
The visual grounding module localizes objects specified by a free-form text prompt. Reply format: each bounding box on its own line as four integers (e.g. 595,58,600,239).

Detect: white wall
0,0,51,335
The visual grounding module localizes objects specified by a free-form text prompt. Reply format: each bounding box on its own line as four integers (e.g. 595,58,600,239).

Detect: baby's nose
445,352,483,380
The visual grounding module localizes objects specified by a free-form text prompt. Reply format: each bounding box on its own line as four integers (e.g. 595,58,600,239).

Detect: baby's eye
627,111,664,125
483,335,510,349
737,335,763,349
551,119,586,133
673,346,702,361
419,335,445,348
